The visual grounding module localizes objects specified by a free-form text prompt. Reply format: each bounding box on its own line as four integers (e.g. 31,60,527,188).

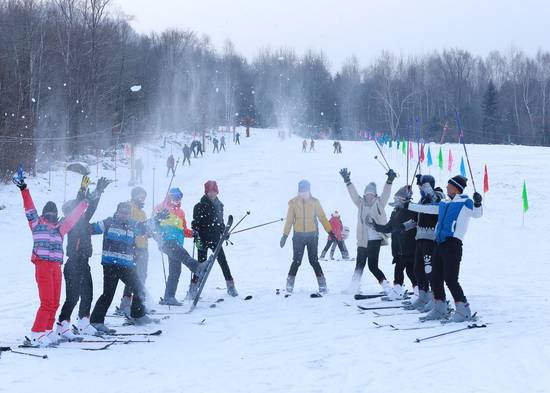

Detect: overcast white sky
113,0,550,70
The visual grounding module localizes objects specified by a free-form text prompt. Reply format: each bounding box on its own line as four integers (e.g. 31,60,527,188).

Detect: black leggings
90,265,145,324
431,238,466,303
58,257,93,322
393,255,416,286
355,240,386,282
288,233,324,277
414,239,435,292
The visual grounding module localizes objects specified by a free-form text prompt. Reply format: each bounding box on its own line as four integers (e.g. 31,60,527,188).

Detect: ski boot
382,284,405,301
317,275,328,294
445,302,473,323
194,257,212,282
24,331,54,348
380,279,392,296
403,289,430,311
286,275,295,293
56,320,83,342
117,296,132,317
419,300,450,322
76,317,99,336
226,280,239,297
91,323,116,335
133,314,160,326
159,297,183,306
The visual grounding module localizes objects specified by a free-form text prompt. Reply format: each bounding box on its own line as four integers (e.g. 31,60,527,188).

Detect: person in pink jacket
320,211,350,260
13,174,88,347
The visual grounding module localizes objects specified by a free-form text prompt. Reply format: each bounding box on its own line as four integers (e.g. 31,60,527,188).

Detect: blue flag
427,146,433,167
460,157,466,177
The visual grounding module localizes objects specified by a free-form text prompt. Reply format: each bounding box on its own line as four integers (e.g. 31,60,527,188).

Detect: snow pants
288,232,324,277
414,239,435,292
123,248,148,299
183,156,191,166
393,254,416,287
58,257,93,322
354,240,386,282
32,260,62,333
320,238,349,259
90,265,145,324
162,240,200,299
431,238,466,303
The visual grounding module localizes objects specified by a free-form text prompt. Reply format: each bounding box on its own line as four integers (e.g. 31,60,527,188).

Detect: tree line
1,0,550,180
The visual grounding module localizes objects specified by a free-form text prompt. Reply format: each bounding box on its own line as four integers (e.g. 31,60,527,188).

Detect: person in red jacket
13,174,88,347
320,211,350,260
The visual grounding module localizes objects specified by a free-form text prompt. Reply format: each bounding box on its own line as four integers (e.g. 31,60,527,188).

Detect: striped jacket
91,217,148,268
22,189,87,264
154,200,193,247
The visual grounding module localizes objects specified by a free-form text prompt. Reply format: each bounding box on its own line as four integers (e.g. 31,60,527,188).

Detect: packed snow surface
1,129,549,393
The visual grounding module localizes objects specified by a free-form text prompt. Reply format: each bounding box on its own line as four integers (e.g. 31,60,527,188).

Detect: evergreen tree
482,80,499,143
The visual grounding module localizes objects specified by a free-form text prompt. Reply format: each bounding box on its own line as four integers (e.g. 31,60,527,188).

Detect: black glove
386,169,397,184
95,177,112,194
192,229,200,239
12,176,26,190
391,223,405,234
473,192,482,207
155,209,169,221
280,234,288,248
339,168,351,185
372,222,389,234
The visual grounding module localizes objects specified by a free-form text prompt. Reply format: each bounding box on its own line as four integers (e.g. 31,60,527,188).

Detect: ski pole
231,218,284,235
374,156,389,172
373,139,391,170
415,323,487,343
229,211,251,234
0,346,48,359
455,112,477,191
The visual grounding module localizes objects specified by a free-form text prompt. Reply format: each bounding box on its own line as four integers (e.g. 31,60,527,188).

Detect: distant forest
2,0,550,179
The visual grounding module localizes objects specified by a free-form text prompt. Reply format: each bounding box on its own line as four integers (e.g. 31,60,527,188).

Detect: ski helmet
419,175,435,189
131,186,147,201
169,187,183,201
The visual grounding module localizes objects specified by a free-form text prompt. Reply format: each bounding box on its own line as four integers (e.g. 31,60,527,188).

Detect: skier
408,175,483,322
371,186,417,300
220,135,226,151
155,188,208,306
235,132,241,145
333,141,340,154
320,211,350,260
14,174,89,347
166,154,175,177
302,139,307,152
190,140,199,158
197,141,204,156
403,175,444,311
182,144,192,166
89,202,164,333
190,180,237,298
280,180,334,294
309,138,315,152
118,187,150,317
57,176,111,339
135,158,144,184
339,167,396,295
212,137,220,153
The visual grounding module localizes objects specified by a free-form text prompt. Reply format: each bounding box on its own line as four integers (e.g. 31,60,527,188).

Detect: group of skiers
13,171,234,347
280,168,483,323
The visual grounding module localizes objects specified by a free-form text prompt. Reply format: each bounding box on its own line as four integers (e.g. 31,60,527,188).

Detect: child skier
280,180,334,294
320,211,350,260
408,175,483,322
14,174,89,347
339,167,396,295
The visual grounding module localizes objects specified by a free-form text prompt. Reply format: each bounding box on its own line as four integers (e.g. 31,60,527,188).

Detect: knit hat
364,182,377,195
131,186,147,200
298,179,310,193
417,174,435,189
169,187,183,200
42,201,58,217
204,180,219,194
332,210,340,217
448,175,467,193
389,186,412,207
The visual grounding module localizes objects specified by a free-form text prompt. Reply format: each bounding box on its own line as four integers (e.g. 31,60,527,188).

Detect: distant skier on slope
166,154,175,177
220,135,226,151
339,167,396,295
320,210,350,260
14,173,89,347
408,175,483,322
182,144,192,166
302,139,307,152
309,138,315,152
212,137,220,153
280,180,334,294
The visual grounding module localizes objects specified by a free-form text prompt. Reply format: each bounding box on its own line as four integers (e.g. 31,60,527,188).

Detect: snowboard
188,215,233,313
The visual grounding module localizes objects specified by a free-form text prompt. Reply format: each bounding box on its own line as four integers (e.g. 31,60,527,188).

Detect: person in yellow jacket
118,186,150,316
280,180,334,294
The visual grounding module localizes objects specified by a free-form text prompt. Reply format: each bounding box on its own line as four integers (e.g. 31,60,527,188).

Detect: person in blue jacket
408,175,483,322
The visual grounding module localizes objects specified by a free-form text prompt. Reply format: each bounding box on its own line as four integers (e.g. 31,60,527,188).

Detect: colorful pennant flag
420,144,425,163
438,147,443,169
522,181,529,213
460,157,466,177
402,138,406,155
483,165,489,193
409,141,414,159
427,146,433,167
448,149,454,171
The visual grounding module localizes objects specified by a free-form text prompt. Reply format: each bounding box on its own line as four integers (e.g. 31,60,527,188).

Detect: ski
310,293,322,298
354,293,384,300
372,321,437,331
415,323,488,343
372,310,416,317
81,340,117,351
357,305,403,311
188,215,233,313
100,329,162,337
440,312,479,324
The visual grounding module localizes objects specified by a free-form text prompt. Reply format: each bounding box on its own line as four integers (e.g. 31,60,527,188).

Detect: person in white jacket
408,175,483,322
339,167,396,295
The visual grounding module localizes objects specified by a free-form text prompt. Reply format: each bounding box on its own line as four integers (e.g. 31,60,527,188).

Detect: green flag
402,138,406,155
522,181,529,212
438,146,443,169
